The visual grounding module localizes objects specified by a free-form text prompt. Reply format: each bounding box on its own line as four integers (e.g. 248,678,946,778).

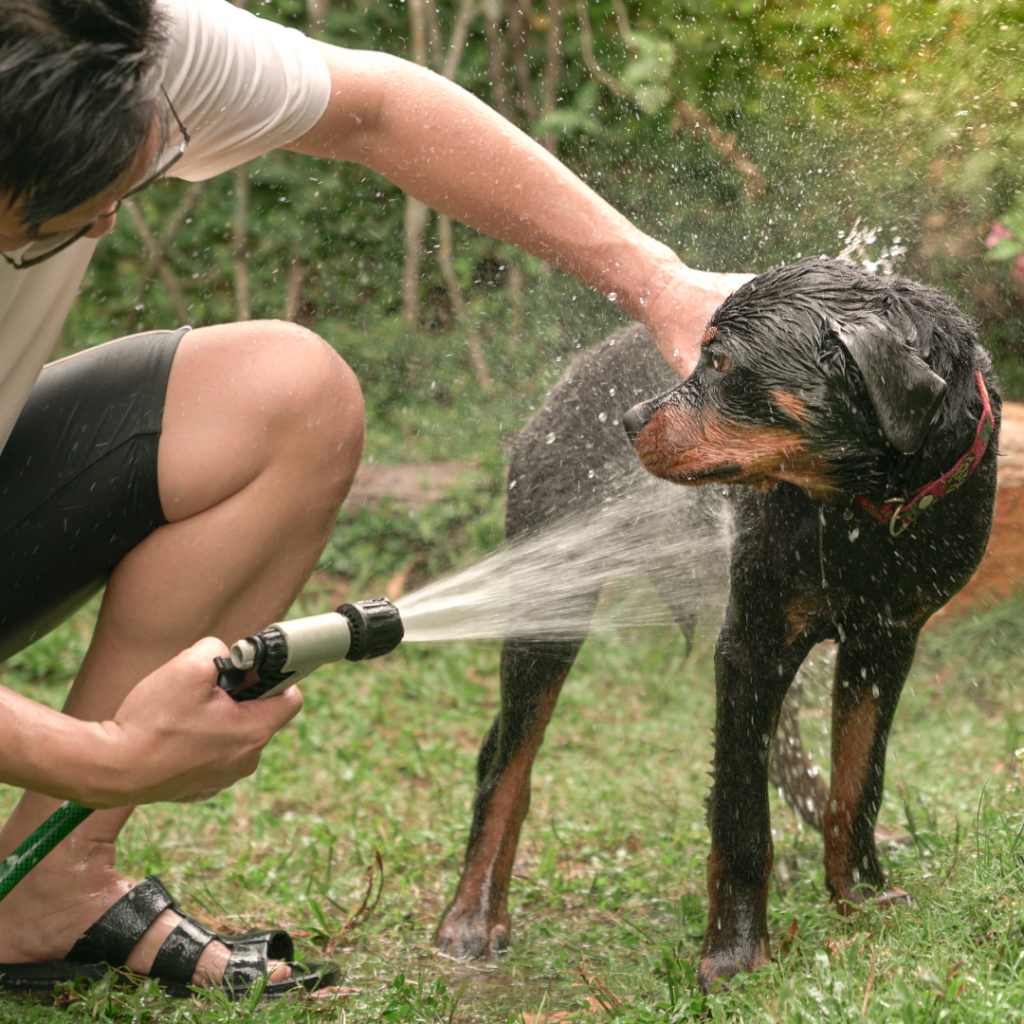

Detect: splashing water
396,478,734,644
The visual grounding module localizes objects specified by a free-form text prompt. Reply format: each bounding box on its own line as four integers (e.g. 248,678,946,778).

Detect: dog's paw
697,940,771,994
433,915,509,960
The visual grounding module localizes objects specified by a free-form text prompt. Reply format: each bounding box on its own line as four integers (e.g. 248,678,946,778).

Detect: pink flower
986,221,1013,248
1011,254,1024,283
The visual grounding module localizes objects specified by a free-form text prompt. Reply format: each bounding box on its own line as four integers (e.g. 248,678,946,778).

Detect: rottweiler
434,257,999,992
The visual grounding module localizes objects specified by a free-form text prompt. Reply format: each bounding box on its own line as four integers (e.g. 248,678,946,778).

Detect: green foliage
6,592,1024,1020
66,0,1024,390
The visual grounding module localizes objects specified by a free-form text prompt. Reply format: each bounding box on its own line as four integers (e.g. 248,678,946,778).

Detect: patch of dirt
345,461,480,510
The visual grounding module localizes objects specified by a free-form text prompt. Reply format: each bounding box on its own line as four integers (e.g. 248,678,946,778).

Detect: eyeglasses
2,88,190,271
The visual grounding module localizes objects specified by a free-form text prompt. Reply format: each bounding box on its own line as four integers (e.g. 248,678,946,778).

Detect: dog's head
624,258,986,500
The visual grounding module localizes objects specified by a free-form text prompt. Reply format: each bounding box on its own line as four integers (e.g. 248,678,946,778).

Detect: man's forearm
0,686,113,805
287,46,679,327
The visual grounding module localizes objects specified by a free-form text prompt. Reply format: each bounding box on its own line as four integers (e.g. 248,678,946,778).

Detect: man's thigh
0,328,188,660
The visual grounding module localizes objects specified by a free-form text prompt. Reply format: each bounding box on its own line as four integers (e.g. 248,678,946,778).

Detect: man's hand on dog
644,266,755,378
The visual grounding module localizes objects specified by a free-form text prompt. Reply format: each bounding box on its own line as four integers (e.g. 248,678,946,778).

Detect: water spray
0,598,404,902
0,478,734,902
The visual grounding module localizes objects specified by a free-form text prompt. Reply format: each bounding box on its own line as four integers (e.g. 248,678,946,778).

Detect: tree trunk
122,182,204,332
232,0,251,322
438,216,492,391
507,2,540,123
402,0,431,325
122,199,192,326
423,0,492,391
539,0,564,152
232,163,251,322
482,0,512,121
306,0,328,35
284,256,306,321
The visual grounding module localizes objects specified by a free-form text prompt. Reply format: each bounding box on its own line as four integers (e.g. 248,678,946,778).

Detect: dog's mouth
663,462,743,484
629,402,826,492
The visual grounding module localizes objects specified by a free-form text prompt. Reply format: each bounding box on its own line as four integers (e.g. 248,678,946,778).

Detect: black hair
0,0,167,229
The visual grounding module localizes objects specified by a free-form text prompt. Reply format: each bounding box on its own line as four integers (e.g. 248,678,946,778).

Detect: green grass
2,585,1024,1021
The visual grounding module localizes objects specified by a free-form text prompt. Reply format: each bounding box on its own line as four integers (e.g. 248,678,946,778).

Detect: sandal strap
149,914,218,983
232,928,294,962
223,942,265,996
66,876,175,966
149,918,294,989
222,929,294,997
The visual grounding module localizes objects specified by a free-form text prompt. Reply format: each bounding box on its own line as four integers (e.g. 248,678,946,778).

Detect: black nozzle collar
338,597,404,661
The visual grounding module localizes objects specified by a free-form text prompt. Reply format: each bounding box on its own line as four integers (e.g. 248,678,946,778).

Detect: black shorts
0,328,187,661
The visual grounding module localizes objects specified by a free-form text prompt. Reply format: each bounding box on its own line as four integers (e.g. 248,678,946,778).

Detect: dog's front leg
825,629,918,912
698,625,808,992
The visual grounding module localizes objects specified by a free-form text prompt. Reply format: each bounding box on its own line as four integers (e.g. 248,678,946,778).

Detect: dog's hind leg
769,677,828,832
434,626,594,960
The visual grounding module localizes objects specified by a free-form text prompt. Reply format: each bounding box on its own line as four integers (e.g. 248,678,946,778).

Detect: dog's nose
623,402,651,443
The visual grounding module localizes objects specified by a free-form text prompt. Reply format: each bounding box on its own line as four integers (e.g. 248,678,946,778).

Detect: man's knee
163,320,365,514
242,320,365,489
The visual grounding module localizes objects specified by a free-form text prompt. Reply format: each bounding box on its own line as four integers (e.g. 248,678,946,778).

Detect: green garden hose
0,597,403,903
0,801,93,902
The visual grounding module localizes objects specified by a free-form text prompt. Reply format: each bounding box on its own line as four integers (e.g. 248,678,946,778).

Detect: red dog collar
851,369,994,537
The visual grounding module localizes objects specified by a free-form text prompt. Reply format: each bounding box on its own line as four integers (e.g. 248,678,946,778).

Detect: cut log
932,400,1024,619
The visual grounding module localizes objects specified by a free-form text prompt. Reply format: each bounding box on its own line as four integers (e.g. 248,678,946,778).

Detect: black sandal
0,876,340,1001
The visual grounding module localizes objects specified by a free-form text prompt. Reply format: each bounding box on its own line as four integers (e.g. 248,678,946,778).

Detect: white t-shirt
0,0,332,454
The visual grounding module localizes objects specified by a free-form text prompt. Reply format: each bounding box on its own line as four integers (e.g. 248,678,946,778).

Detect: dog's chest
732,483,985,642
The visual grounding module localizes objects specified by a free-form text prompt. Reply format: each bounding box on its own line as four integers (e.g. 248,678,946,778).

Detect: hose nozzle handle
216,597,404,700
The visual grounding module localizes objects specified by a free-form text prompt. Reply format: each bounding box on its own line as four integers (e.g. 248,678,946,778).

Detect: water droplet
587,469,596,479
597,412,608,423
872,684,880,698
608,387,616,396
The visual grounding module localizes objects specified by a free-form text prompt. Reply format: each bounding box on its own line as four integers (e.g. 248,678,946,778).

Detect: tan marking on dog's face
700,325,719,347
631,402,832,491
770,389,811,425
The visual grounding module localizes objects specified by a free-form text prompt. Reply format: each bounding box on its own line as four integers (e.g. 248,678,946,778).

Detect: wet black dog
434,258,999,992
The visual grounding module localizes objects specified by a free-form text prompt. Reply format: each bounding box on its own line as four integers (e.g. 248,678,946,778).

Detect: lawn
1,572,1023,1022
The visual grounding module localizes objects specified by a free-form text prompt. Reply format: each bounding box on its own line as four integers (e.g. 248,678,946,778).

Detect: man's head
0,0,166,233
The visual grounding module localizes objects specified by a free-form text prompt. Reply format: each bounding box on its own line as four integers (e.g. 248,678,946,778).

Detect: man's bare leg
0,321,364,985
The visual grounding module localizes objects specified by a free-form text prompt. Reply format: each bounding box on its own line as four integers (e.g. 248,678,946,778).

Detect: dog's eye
712,354,732,373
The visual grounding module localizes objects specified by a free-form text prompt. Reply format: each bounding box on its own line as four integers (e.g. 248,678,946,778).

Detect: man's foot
0,836,289,987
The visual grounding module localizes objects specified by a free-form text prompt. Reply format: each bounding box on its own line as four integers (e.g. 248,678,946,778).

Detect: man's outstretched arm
284,45,751,377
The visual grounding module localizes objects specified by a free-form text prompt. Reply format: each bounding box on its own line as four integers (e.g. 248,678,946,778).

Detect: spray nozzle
215,597,404,701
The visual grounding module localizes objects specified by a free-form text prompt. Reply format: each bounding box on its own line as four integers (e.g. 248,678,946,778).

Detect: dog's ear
828,317,947,454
